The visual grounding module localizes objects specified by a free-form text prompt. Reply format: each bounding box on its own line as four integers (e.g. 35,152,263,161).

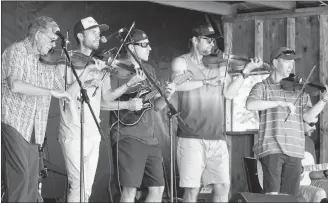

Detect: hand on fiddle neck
126,68,146,87
243,57,264,74
85,58,107,73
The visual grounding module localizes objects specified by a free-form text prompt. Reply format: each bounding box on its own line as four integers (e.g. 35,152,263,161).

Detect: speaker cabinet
229,192,299,202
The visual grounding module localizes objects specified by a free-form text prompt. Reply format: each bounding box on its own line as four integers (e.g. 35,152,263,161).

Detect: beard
84,41,99,51
199,48,212,56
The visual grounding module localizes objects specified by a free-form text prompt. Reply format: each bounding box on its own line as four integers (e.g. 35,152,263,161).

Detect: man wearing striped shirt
246,47,328,197
1,16,71,202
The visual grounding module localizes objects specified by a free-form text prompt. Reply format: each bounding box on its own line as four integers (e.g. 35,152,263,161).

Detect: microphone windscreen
100,36,107,43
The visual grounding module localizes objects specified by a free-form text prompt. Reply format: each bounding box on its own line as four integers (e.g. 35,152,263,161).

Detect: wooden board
263,18,286,62
319,15,328,163
232,21,255,58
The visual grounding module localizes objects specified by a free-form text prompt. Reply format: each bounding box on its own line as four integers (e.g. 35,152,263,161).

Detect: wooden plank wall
319,15,328,163
224,13,327,195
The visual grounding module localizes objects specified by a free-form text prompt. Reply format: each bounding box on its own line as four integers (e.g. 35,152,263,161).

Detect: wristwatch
324,170,328,178
203,79,209,86
241,71,249,79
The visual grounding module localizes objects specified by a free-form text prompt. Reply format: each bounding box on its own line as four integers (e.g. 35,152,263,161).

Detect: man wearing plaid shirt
1,16,71,202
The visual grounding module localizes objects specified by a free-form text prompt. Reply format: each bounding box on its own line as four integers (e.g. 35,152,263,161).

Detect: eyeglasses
133,42,150,48
41,31,58,44
199,36,216,44
275,50,296,59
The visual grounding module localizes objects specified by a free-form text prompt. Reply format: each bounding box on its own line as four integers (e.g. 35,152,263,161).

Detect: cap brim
98,24,109,32
280,54,301,60
84,24,109,32
203,33,222,39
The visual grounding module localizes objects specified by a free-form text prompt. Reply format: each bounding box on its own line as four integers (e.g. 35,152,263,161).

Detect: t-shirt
109,63,158,145
248,76,312,159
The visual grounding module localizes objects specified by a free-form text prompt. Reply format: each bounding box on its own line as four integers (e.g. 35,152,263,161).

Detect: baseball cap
270,47,301,62
122,29,148,43
74,16,109,37
192,24,221,39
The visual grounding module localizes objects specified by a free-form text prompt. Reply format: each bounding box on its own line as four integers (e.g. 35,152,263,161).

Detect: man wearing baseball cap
101,28,176,202
171,23,263,202
247,46,328,197
56,17,144,202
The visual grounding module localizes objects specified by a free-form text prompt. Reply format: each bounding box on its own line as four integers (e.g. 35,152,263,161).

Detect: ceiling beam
245,1,296,10
150,1,237,16
223,7,328,22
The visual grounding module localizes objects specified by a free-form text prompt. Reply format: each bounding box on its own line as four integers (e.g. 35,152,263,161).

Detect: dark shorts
260,153,302,196
112,138,165,188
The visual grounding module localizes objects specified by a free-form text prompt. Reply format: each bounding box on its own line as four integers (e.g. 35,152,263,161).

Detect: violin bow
285,64,317,122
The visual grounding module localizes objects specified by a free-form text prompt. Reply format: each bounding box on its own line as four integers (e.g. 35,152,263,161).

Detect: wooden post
224,21,233,195
319,15,328,163
287,18,296,50
255,20,264,59
287,18,296,73
253,20,263,159
224,21,233,133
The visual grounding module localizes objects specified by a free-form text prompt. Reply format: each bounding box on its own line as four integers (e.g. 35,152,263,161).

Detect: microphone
100,28,125,43
55,31,69,45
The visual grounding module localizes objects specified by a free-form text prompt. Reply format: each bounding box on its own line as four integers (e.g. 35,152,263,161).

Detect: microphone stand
58,38,106,203
121,39,190,203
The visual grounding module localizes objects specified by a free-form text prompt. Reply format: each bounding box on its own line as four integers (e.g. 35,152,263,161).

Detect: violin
203,52,271,73
280,73,326,96
39,49,115,71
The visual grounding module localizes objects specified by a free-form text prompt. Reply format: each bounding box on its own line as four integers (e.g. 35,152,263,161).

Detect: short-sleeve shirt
57,60,111,141
1,38,64,145
109,63,158,145
248,76,312,159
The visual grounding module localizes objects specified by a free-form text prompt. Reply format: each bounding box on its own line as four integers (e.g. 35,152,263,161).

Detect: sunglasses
275,50,296,59
199,36,216,44
133,42,150,48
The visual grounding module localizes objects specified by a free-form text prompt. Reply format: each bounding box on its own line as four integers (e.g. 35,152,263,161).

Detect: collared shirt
1,38,64,145
247,76,312,159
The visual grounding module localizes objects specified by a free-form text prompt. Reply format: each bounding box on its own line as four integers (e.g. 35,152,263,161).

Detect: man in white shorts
171,23,263,202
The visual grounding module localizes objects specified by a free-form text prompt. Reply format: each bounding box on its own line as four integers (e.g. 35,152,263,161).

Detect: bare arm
303,87,328,122
225,58,264,100
171,57,204,91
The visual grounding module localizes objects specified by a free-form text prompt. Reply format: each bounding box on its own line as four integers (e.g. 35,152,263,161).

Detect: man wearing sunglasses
1,16,72,202
171,24,263,202
299,119,328,203
247,47,328,197
101,29,176,202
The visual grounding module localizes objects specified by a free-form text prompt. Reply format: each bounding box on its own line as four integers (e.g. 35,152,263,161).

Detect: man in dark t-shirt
101,29,175,202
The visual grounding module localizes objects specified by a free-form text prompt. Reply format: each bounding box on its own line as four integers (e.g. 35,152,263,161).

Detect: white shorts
177,137,230,188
